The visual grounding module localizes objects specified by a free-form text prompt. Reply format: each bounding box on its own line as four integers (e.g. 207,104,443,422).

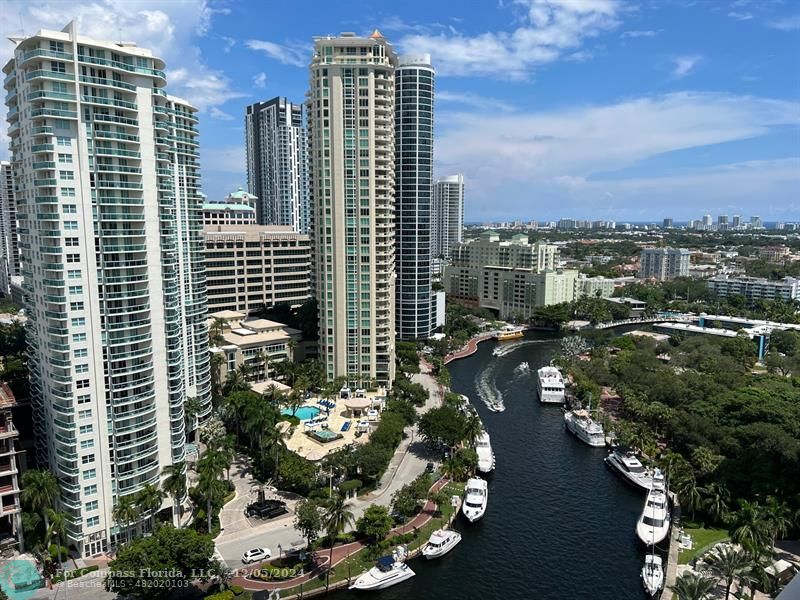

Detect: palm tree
210,317,227,346
135,483,165,531
701,482,731,525
730,500,771,557
674,473,703,520
255,350,270,382
184,396,202,444
162,462,187,527
112,495,140,544
706,544,751,600
237,362,253,383
673,571,718,600
210,352,225,405
740,556,774,600
21,469,60,534
461,412,484,447
263,425,287,485
45,509,68,572
223,370,248,396
764,495,792,554
196,449,229,534
323,494,354,591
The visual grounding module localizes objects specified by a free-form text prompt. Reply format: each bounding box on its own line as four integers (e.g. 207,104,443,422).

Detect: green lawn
277,480,462,596
678,527,729,564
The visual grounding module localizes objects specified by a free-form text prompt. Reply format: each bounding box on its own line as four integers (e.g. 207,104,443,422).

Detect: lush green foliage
356,504,394,544
418,405,469,449
105,526,220,599
567,333,800,532
294,499,323,546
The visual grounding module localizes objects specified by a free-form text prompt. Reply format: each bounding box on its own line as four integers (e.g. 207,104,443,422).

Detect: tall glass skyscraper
0,160,19,294
308,31,397,386
432,174,465,260
245,97,309,233
3,21,210,556
394,55,434,341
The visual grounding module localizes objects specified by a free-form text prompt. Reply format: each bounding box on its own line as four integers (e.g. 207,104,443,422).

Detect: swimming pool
282,406,321,421
308,428,343,443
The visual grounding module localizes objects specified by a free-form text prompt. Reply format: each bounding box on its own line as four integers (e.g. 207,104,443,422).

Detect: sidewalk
229,478,451,592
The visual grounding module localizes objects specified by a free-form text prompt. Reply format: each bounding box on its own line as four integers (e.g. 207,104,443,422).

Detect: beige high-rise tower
308,31,397,387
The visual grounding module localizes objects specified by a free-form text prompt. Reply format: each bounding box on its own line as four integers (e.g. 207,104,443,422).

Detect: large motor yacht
421,529,462,559
350,547,415,590
564,409,606,447
537,366,566,404
462,477,488,522
636,469,671,545
474,430,496,473
604,447,654,492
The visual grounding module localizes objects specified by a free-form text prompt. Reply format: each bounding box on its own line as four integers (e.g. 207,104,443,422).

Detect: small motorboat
350,547,415,590
641,554,664,597
421,529,462,559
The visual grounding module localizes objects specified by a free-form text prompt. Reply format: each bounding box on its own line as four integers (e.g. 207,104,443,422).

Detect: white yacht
564,409,606,447
605,447,654,492
636,469,671,546
474,430,496,473
641,554,664,597
350,548,415,590
537,366,565,404
421,529,462,559
462,477,488,522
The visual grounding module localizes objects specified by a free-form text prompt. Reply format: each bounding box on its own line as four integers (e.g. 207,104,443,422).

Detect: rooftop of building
710,275,798,284
202,203,255,212
203,224,308,239
0,382,17,409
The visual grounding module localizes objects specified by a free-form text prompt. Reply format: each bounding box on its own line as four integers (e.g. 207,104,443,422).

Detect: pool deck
281,396,380,461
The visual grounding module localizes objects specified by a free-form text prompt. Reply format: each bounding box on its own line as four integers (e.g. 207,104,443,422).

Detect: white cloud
768,15,800,31
221,36,236,53
253,72,268,88
209,107,234,121
434,92,800,219
399,0,621,79
245,39,308,67
727,11,754,20
437,91,515,112
0,0,242,115
621,29,659,38
671,55,702,78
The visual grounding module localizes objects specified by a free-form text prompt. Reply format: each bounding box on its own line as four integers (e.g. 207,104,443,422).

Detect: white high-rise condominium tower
308,31,397,386
0,161,20,294
432,174,464,260
245,97,310,232
3,22,211,556
394,54,434,341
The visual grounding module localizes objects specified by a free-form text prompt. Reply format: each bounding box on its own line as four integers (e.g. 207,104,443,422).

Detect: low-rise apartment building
209,311,301,383
203,225,312,314
708,276,799,303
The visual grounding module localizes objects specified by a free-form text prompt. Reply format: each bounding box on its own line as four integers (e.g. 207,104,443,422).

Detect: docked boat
474,431,496,473
604,447,654,492
462,477,488,522
494,327,524,341
537,366,565,404
421,529,462,559
636,469,671,546
564,409,605,447
350,547,415,590
641,554,664,597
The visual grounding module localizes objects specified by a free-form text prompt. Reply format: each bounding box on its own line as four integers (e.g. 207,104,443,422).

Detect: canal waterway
336,331,647,599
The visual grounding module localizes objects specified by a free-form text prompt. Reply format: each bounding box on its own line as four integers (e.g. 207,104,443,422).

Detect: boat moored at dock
422,529,462,559
564,409,606,447
462,477,488,522
537,366,565,404
604,447,654,492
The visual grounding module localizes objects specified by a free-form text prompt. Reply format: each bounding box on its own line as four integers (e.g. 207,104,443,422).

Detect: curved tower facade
394,54,434,340
3,21,210,556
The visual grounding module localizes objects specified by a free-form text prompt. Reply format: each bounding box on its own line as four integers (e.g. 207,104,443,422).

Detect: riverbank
230,477,459,596
443,332,495,364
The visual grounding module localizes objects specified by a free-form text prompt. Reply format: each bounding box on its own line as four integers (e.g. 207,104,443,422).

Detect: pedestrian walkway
229,478,451,592
444,332,495,364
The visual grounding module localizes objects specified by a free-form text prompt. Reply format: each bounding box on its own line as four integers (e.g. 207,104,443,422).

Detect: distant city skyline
0,1,798,221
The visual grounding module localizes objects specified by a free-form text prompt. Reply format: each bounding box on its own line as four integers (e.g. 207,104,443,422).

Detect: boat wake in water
514,361,531,376
492,339,552,358
476,360,505,412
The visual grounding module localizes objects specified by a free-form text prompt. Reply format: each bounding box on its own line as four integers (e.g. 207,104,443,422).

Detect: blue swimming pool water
282,406,320,420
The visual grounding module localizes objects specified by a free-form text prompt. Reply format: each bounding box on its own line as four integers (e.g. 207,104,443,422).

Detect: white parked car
241,547,271,564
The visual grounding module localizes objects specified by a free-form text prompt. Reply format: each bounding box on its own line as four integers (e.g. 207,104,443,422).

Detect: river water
335,331,648,600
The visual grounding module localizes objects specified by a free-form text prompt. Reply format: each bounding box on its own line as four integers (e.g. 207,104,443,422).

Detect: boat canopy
377,556,394,570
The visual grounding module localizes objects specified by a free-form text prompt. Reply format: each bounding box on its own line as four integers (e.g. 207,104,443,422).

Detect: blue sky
1,0,799,221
